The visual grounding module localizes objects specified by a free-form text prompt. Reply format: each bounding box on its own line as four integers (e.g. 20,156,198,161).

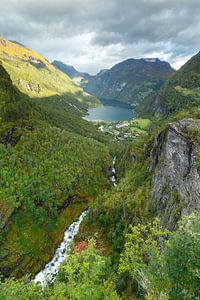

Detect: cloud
0,0,199,73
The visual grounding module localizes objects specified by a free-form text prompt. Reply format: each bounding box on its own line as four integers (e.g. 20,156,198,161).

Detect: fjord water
85,99,134,121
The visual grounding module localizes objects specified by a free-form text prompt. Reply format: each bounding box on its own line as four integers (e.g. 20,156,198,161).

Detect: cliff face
150,118,200,229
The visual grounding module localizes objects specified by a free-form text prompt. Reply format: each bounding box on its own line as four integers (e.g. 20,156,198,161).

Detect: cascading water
111,156,117,187
34,157,117,288
34,210,88,288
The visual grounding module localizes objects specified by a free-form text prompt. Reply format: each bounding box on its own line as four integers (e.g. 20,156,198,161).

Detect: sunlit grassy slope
0,37,100,114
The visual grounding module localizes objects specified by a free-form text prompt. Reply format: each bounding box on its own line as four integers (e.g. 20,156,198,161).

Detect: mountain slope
52,60,92,87
53,58,174,113
0,63,114,278
152,51,200,115
0,37,100,115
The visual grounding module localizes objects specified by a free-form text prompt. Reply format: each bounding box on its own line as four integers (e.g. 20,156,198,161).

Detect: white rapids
111,156,117,187
34,210,88,288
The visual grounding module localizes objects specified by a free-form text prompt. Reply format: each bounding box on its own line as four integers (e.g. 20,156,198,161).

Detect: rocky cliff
150,118,200,229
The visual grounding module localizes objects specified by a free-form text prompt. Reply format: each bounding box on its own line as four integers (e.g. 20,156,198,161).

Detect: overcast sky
0,0,200,74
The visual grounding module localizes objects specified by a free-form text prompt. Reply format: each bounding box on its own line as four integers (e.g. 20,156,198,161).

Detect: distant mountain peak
143,58,159,62
52,60,90,80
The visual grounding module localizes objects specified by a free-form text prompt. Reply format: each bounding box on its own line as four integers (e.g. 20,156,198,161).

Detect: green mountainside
151,51,200,116
0,62,115,278
53,58,174,114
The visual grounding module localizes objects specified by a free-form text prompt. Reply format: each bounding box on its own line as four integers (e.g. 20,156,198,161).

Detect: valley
0,35,200,300
53,58,174,116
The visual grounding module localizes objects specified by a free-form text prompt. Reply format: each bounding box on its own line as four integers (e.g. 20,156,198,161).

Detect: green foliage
87,136,153,260
47,240,121,300
34,103,114,146
0,125,111,211
0,62,115,277
0,242,121,300
0,277,42,300
119,213,200,300
0,124,112,276
119,219,168,279
0,63,32,123
1,214,200,300
144,213,200,299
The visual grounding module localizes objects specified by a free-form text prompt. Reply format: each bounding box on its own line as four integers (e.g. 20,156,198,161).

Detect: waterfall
111,156,117,187
34,210,88,288
34,157,117,288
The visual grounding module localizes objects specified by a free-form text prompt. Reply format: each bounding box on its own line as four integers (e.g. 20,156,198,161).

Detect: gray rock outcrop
150,118,200,229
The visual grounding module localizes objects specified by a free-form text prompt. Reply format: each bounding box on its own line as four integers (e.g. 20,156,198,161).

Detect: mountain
52,60,90,80
0,37,100,116
152,51,200,115
53,58,174,113
52,60,92,87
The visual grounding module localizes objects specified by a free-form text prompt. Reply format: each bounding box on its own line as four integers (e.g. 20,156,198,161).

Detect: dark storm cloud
0,0,200,73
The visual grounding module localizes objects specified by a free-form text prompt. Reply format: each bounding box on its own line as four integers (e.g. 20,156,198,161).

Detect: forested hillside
0,62,115,279
151,51,200,116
